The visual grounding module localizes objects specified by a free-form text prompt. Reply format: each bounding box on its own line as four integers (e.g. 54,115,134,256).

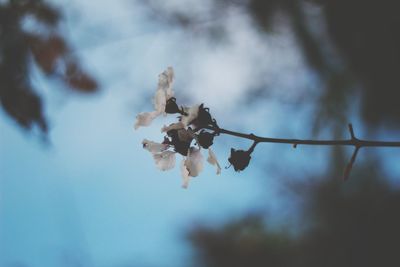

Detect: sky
1,1,399,267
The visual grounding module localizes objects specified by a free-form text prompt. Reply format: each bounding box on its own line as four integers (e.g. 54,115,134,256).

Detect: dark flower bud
165,97,181,114
192,104,216,128
167,129,193,156
197,130,214,149
228,148,251,171
174,140,191,156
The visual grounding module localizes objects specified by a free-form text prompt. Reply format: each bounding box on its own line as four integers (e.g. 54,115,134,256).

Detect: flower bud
167,129,193,156
165,97,181,114
228,148,251,171
192,104,216,128
197,131,214,149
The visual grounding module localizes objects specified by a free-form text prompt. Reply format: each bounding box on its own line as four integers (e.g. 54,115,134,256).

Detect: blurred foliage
145,0,400,130
189,163,400,267
0,0,97,133
144,1,400,266
245,0,400,129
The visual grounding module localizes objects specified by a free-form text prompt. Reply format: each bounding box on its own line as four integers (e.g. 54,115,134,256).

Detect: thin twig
210,126,400,148
209,123,400,179
344,146,360,181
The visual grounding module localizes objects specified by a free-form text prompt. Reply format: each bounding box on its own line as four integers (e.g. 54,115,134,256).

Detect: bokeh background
1,0,400,266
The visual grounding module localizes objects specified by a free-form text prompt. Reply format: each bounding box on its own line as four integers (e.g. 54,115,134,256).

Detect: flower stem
211,125,400,148
208,123,400,179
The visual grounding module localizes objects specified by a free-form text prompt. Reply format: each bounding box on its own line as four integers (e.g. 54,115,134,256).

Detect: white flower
134,111,158,130
142,139,220,188
184,147,204,177
153,150,176,171
180,159,190,189
136,66,221,188
180,147,203,189
153,87,167,114
134,67,175,130
207,148,221,175
142,139,169,153
181,105,199,127
161,122,185,133
158,66,174,99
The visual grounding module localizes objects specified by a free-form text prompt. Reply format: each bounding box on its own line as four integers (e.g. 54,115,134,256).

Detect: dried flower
165,97,182,114
180,105,199,127
153,150,176,171
192,104,215,128
166,129,193,156
197,130,214,149
207,148,221,174
136,67,222,188
134,67,175,130
228,148,251,171
142,139,169,153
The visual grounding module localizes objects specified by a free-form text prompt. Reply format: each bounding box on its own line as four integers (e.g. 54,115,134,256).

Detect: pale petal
180,158,190,189
161,122,184,133
134,111,158,130
153,88,167,114
207,148,221,175
153,151,176,171
142,139,169,153
181,105,199,127
165,67,175,99
158,67,174,99
185,147,204,177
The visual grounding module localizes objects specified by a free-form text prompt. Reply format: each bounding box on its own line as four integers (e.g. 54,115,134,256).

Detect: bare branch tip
348,123,356,139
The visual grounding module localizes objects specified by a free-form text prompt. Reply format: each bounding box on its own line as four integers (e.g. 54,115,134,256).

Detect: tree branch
209,123,400,179
210,125,400,148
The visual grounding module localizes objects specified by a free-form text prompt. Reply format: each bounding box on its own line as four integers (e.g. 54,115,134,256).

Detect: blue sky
1,1,294,266
1,1,400,267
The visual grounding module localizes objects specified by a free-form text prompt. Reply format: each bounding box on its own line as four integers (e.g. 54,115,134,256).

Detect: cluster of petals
134,67,175,130
135,67,221,188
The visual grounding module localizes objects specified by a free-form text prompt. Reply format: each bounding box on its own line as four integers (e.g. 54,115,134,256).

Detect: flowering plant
135,67,222,188
135,67,400,188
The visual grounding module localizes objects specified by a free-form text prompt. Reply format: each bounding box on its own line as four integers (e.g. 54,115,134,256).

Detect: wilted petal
158,66,174,99
207,148,221,175
134,111,158,130
153,151,176,171
142,139,168,153
185,147,204,177
161,122,184,133
153,88,167,114
181,105,199,127
181,158,190,189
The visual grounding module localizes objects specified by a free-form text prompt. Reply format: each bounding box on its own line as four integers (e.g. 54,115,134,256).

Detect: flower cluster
134,71,400,183
134,67,221,188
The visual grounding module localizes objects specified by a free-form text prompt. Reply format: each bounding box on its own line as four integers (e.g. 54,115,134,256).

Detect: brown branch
209,123,400,179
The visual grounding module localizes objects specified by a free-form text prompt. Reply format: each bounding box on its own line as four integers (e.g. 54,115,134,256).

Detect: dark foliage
250,0,400,128
0,0,97,133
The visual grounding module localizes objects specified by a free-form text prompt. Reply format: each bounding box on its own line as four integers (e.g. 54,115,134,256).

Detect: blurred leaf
0,0,98,134
27,34,67,74
64,61,98,92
